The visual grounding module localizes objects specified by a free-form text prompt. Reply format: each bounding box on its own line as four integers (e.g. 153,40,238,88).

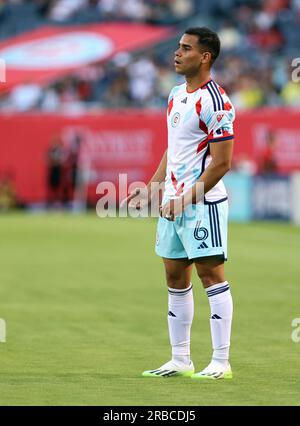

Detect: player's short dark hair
184,27,220,64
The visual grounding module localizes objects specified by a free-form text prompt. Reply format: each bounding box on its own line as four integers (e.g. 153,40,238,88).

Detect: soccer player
124,27,235,380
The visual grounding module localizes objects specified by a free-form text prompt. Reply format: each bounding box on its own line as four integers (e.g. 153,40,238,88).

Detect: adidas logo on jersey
198,242,208,249
181,97,187,104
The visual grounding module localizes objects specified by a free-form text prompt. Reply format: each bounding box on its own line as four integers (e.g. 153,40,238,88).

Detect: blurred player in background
260,130,278,174
46,135,64,207
0,173,16,211
124,27,235,380
62,134,82,205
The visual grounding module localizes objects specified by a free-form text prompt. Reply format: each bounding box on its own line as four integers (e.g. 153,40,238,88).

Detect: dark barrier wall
252,175,291,220
0,109,300,203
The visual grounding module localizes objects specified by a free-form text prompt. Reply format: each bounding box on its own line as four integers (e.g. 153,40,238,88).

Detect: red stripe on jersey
168,98,174,116
171,171,185,196
224,101,232,111
199,119,208,134
208,131,214,140
186,79,212,93
171,171,177,190
175,183,185,197
195,98,202,116
218,86,226,95
196,98,209,134
171,171,177,183
197,138,208,154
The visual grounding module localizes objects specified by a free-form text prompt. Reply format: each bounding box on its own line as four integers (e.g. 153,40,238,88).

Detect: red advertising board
0,109,299,203
236,108,300,173
0,112,167,203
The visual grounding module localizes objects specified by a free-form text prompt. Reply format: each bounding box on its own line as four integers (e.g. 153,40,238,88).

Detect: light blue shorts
155,198,228,260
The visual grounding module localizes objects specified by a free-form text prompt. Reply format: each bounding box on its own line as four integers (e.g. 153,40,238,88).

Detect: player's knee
196,271,216,288
165,271,189,289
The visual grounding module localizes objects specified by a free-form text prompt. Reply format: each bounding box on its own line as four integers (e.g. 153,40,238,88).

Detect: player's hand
159,197,184,221
120,187,150,210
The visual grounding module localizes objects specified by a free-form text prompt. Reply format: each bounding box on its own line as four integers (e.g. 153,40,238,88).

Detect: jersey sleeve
168,88,175,104
201,94,235,143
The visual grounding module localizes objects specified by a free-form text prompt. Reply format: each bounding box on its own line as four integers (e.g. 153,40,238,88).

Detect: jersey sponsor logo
171,112,181,128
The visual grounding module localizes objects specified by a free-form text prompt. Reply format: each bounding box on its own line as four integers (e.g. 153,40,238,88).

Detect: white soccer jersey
164,78,235,203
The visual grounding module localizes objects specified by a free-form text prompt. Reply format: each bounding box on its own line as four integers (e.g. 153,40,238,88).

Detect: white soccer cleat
142,360,195,378
191,359,233,380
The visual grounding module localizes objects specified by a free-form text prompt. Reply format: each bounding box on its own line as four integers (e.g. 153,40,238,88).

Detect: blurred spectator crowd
0,0,193,28
0,0,300,111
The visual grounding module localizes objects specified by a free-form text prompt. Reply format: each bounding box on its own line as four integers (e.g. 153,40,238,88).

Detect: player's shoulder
168,83,186,100
202,79,234,114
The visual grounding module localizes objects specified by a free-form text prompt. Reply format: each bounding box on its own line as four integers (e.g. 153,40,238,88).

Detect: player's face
174,34,210,76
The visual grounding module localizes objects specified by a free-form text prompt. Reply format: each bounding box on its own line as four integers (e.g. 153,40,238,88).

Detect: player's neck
185,73,212,93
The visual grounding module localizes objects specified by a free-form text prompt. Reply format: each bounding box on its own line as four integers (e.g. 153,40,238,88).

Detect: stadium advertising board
0,24,172,92
252,175,291,221
236,109,300,174
223,172,252,222
1,110,300,207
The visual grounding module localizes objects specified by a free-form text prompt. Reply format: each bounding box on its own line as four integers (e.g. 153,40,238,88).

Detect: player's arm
120,149,167,208
191,139,234,202
191,99,235,203
160,140,233,219
147,148,168,188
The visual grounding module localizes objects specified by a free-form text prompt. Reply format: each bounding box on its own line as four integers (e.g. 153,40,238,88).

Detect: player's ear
201,51,212,65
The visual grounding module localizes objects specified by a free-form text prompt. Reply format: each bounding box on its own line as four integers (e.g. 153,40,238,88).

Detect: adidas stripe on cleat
142,360,194,378
191,360,232,380
191,370,232,380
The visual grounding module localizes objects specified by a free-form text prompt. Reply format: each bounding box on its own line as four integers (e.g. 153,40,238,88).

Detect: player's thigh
162,257,193,289
194,255,225,288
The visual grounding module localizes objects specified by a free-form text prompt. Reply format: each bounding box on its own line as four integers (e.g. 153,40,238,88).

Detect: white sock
206,281,233,367
168,283,194,366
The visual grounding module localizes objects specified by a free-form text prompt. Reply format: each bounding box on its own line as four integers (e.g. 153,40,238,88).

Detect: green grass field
0,214,299,406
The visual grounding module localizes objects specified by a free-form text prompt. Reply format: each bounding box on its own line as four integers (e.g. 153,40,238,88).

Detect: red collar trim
186,78,212,93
